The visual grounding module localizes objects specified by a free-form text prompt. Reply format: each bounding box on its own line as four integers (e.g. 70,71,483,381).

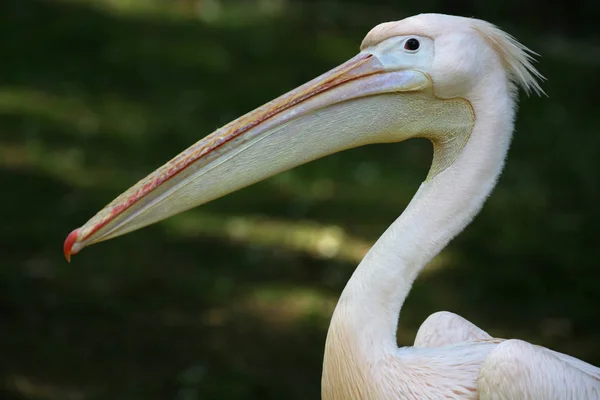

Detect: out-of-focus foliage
1,0,598,399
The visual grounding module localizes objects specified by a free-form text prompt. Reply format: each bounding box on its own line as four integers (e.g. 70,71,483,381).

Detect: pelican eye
404,38,420,52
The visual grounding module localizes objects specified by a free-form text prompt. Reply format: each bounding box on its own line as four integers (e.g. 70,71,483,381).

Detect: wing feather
478,339,600,399
414,311,492,348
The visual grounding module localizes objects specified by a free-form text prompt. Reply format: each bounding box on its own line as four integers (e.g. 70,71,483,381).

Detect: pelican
64,13,600,399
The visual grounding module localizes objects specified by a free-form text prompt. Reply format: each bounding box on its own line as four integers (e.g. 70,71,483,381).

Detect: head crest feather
471,20,545,96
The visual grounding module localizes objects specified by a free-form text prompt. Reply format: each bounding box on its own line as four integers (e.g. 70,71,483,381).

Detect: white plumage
321,14,599,400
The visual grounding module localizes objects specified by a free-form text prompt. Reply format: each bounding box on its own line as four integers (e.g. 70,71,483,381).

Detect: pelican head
64,13,542,260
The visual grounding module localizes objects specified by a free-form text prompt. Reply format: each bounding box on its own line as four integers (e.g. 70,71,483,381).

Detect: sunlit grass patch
0,87,149,139
6,374,86,400
0,87,156,188
165,210,452,275
0,141,93,187
202,284,336,329
55,0,291,25
167,211,372,264
243,284,336,326
0,88,98,136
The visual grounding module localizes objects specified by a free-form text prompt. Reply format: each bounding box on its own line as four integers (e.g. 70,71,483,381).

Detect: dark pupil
405,38,420,51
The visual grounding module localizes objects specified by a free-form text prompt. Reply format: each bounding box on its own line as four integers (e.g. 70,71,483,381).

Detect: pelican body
64,14,600,399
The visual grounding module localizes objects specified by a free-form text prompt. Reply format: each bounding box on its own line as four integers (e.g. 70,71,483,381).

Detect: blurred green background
1,0,598,398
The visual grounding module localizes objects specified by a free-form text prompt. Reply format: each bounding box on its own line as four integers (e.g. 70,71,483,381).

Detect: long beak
64,51,448,261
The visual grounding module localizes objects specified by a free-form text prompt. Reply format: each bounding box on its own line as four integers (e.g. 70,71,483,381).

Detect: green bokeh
1,1,598,399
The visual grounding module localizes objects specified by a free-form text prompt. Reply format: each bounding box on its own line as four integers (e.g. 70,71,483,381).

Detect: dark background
1,0,598,399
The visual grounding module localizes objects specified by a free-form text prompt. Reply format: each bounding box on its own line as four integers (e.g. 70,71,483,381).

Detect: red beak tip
64,228,80,263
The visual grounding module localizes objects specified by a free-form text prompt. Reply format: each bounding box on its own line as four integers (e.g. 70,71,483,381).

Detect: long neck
322,88,516,395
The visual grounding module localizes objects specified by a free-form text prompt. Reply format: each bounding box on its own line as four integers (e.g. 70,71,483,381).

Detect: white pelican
64,13,600,399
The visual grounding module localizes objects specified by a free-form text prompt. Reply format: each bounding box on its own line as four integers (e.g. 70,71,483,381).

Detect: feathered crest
472,21,546,96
